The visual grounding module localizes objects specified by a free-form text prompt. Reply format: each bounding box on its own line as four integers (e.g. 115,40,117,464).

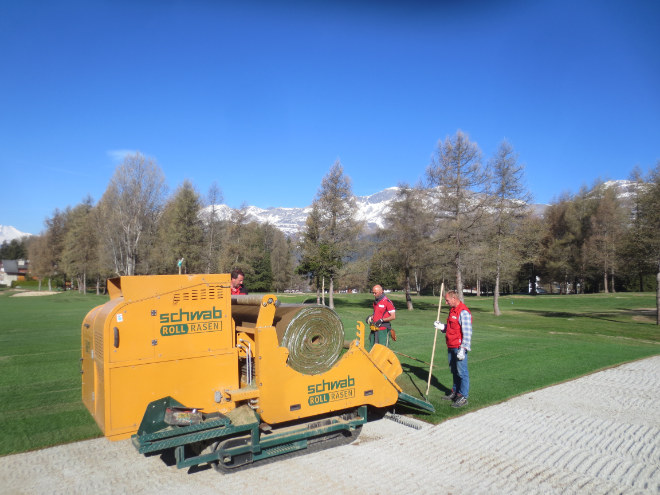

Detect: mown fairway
1,289,658,456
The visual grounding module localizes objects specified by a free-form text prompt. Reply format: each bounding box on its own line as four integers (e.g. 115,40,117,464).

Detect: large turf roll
231,303,344,375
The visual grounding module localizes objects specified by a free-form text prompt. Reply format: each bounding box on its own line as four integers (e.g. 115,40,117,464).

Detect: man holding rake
434,290,472,408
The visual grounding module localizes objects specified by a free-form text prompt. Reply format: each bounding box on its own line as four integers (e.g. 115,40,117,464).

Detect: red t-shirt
372,296,395,329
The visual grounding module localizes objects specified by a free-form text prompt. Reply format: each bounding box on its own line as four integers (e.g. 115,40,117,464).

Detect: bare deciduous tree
27,234,51,291
489,140,531,315
98,152,166,276
584,183,626,293
426,130,491,299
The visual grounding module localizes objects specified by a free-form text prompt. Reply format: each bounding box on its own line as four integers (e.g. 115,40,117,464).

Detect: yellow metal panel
106,305,156,363
81,305,101,413
105,275,233,364
255,326,401,425
106,351,238,440
82,274,237,440
368,344,403,390
155,304,232,358
225,386,260,402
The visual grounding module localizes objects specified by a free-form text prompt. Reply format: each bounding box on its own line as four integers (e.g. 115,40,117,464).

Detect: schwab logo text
159,306,223,336
308,375,355,406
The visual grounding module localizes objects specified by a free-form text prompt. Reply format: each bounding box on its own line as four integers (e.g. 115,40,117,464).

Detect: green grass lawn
0,290,106,456
283,291,659,422
1,288,658,456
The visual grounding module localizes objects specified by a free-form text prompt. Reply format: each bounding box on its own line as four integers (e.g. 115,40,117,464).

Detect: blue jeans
447,348,469,397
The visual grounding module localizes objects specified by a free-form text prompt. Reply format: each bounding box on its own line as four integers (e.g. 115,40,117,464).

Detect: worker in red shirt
366,285,396,348
230,268,248,295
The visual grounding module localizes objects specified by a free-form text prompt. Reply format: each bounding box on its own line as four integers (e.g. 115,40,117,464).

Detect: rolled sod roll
231,303,345,375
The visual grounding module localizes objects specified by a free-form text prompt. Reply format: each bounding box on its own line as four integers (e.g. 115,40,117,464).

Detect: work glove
457,347,466,361
366,316,373,325
434,321,446,333
375,319,384,327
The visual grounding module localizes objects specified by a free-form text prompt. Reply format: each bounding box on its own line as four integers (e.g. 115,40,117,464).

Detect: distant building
0,259,29,286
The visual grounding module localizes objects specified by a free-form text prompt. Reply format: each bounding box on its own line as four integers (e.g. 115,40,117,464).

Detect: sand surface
1,356,658,494
9,290,59,297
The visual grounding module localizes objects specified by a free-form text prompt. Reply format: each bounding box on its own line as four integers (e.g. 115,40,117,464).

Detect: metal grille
94,325,104,361
173,284,224,304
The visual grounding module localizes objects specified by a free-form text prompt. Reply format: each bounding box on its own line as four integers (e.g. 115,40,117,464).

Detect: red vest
446,301,471,348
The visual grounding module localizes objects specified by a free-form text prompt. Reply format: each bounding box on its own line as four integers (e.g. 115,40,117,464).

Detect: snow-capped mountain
201,187,401,237
201,180,641,236
600,179,645,204
4,182,635,244
203,181,631,236
0,225,32,244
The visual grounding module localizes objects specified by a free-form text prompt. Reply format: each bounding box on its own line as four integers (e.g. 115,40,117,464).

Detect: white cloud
107,149,139,162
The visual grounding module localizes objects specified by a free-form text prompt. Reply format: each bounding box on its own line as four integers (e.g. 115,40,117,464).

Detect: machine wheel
211,435,253,472
208,426,362,474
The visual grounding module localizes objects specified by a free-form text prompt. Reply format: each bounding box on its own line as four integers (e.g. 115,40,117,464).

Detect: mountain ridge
4,181,640,243
0,226,32,245
200,186,402,237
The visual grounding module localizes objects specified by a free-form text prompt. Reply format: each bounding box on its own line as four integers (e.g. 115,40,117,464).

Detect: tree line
12,131,660,321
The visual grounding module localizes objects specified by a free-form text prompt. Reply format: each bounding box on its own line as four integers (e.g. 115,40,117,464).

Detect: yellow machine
81,274,433,471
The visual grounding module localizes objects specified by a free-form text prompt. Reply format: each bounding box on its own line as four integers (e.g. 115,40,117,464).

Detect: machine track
209,426,362,474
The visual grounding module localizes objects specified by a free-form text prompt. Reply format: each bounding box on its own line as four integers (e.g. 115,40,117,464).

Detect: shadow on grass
293,295,494,315
514,308,628,324
399,362,452,397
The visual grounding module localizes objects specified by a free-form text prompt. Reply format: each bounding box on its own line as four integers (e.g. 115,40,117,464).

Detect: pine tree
301,161,362,308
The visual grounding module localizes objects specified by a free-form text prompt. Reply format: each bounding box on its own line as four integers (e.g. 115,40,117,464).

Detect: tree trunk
603,271,608,293
494,267,501,316
321,277,325,306
656,270,660,326
328,277,334,310
405,272,413,310
455,252,463,301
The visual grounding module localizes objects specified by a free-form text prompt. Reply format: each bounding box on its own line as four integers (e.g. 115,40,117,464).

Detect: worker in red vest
434,290,472,408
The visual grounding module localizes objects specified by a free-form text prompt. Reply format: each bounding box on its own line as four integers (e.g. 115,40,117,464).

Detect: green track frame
131,397,367,470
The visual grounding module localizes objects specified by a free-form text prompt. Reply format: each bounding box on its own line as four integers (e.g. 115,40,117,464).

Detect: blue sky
1,0,659,235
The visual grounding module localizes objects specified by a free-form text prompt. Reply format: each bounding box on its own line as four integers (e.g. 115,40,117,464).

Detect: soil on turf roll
230,303,344,375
